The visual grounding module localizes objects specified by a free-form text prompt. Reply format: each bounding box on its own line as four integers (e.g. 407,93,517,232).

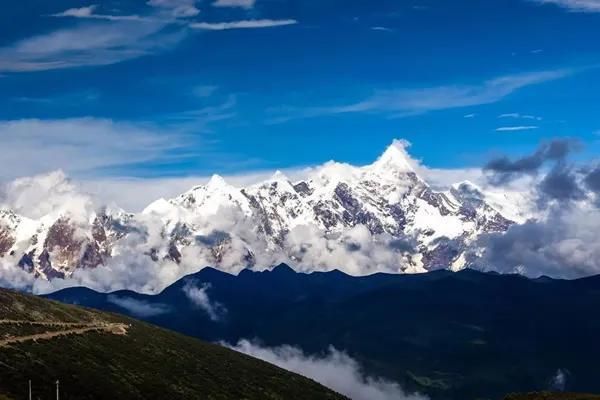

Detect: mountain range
0,141,533,286
47,265,600,400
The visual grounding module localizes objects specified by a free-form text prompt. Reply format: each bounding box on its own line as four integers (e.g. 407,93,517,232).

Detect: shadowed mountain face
0,287,345,400
47,266,600,400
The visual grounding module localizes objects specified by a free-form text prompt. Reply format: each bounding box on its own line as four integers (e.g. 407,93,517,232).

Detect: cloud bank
228,340,428,400
475,139,600,279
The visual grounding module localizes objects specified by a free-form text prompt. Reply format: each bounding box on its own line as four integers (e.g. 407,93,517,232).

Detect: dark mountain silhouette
48,266,600,400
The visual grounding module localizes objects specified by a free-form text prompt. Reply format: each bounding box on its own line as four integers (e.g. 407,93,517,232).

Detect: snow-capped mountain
0,141,528,281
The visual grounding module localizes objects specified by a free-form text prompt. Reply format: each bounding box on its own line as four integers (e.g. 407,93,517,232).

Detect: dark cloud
388,236,418,254
484,139,579,185
195,230,231,247
476,138,600,278
345,242,362,252
538,165,585,203
584,165,600,194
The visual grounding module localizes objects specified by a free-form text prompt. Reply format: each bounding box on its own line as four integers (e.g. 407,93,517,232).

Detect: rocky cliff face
0,142,526,280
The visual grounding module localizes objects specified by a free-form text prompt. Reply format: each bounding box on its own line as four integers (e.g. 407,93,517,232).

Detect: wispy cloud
0,20,185,73
52,5,97,18
50,5,145,21
499,113,543,121
190,19,298,30
12,90,100,106
107,295,171,317
0,118,194,178
213,0,256,9
147,0,201,17
3,2,298,73
371,26,393,32
496,126,540,131
164,95,237,122
269,69,574,123
531,0,600,12
182,281,226,321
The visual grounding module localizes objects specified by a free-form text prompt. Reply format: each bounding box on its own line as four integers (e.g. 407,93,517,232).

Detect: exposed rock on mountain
0,141,529,281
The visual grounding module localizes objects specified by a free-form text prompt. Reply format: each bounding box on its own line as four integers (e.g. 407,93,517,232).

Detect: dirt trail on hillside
0,319,96,327
0,320,129,347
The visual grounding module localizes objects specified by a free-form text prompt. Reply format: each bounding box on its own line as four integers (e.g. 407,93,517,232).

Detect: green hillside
0,288,345,400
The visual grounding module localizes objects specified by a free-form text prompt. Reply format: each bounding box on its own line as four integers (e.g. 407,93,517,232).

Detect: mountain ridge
46,266,600,400
0,141,532,289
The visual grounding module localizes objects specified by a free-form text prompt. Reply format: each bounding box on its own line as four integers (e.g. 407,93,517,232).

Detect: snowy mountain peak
452,180,483,196
207,174,229,188
142,198,174,216
270,170,289,182
370,140,416,174
0,139,530,283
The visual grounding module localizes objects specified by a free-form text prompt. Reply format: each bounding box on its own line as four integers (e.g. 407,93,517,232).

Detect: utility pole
56,380,59,400
28,380,31,400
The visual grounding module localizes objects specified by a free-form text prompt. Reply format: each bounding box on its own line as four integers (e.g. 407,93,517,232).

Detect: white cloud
53,5,97,18
165,95,238,122
50,5,145,21
213,0,256,9
107,295,172,317
371,26,393,32
182,281,226,321
532,0,600,12
0,20,185,73
268,69,574,122
284,224,420,276
550,369,569,390
227,340,428,400
190,19,297,30
147,0,201,17
498,113,543,121
0,171,95,220
343,69,571,115
0,118,192,179
496,126,539,131
477,205,600,279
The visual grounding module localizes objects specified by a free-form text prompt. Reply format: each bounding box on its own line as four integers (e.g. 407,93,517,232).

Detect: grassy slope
0,288,345,400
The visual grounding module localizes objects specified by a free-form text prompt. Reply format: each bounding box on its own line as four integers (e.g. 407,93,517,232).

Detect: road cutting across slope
0,319,129,347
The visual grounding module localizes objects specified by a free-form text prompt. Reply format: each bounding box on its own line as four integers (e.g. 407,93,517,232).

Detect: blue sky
1,0,600,180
